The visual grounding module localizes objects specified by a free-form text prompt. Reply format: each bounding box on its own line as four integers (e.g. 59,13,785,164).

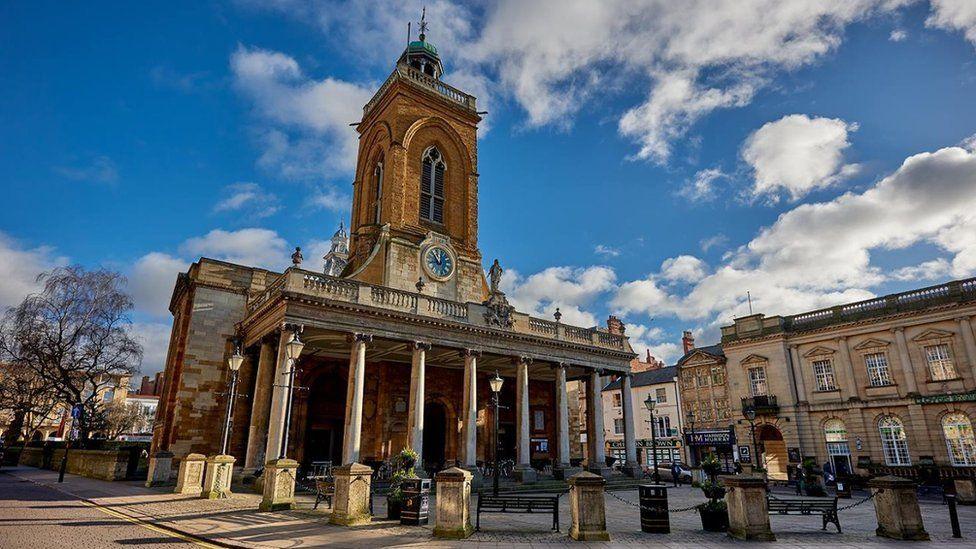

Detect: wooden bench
476,492,560,531
767,495,841,533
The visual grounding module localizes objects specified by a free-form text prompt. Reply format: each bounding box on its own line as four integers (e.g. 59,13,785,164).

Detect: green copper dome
408,39,439,57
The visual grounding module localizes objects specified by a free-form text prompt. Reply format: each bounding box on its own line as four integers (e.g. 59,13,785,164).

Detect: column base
553,465,582,480
145,451,174,487
621,463,643,479
259,458,298,512
587,466,613,479
514,465,537,484
329,463,373,527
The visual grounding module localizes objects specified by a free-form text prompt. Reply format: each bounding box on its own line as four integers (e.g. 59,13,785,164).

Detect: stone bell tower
344,14,486,303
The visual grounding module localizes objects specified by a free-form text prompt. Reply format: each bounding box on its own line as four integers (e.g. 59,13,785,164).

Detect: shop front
684,426,737,472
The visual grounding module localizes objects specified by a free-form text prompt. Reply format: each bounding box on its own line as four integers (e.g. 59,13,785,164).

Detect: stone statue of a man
488,259,503,294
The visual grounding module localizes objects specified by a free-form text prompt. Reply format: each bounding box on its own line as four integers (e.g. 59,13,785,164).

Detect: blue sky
3,1,976,374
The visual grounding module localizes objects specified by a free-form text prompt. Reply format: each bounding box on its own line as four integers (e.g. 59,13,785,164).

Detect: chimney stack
139,375,151,395
682,330,695,354
607,315,625,336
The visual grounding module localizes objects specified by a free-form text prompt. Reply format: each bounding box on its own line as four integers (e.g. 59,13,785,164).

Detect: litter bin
835,476,852,499
638,484,670,533
400,478,431,525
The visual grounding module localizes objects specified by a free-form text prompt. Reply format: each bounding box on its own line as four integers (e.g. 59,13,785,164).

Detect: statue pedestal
722,474,775,541
259,459,298,512
568,471,610,541
433,467,474,539
201,455,235,499
869,476,929,540
329,463,373,526
174,453,205,495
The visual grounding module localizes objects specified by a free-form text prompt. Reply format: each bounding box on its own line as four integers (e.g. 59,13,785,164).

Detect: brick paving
4,466,976,547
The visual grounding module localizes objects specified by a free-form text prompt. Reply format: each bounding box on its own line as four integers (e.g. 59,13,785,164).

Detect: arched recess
756,423,789,480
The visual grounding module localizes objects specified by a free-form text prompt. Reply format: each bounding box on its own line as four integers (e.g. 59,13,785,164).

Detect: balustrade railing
363,66,476,118
529,317,558,336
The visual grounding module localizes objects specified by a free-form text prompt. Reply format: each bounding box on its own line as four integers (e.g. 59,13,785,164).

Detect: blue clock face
425,246,454,278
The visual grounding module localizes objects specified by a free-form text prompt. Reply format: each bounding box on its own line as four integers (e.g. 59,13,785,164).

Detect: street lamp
685,410,696,467
278,330,305,459
489,371,504,495
220,343,245,455
643,395,660,483
742,406,757,472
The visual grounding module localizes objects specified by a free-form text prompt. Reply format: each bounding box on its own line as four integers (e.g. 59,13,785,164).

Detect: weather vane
418,6,428,39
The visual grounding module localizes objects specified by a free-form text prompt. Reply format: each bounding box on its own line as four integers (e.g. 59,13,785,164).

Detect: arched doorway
757,424,788,480
301,367,347,471
423,402,447,473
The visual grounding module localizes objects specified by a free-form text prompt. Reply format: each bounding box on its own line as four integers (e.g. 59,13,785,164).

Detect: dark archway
301,366,347,471
423,402,447,472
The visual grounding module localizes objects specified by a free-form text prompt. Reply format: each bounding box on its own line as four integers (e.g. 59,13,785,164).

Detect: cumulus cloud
742,114,859,201
927,0,976,46
660,255,707,283
699,234,729,253
310,185,352,212
502,266,617,327
0,232,68,309
180,228,289,269
129,252,187,318
214,182,280,218
129,322,173,376
679,168,726,202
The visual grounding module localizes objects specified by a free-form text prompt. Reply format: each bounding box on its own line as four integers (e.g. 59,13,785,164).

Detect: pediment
683,349,721,365
911,328,954,342
852,338,890,351
802,346,836,358
740,354,768,366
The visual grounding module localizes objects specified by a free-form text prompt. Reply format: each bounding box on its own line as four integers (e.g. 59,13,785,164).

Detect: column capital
891,326,906,334
282,322,304,335
348,333,373,344
834,336,847,343
413,341,432,351
511,355,533,366
955,316,973,323
788,344,798,351
551,361,569,370
459,349,481,358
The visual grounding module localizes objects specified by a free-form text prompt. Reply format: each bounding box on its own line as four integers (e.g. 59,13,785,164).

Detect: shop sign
914,391,976,405
608,438,681,449
685,428,735,446
738,445,751,464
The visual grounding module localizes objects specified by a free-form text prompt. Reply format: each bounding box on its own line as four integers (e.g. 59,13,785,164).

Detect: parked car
650,461,692,482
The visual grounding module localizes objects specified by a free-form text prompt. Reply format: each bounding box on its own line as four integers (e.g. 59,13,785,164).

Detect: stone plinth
146,451,174,487
586,464,612,479
721,474,774,541
568,471,610,541
553,464,582,480
433,467,473,539
514,465,537,484
201,455,235,499
259,458,298,511
954,478,975,504
869,475,929,540
329,462,373,526
174,453,206,495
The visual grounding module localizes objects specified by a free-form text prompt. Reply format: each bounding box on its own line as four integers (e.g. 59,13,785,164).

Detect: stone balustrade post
329,462,373,526
259,458,298,511
869,475,929,540
145,450,173,487
567,471,610,541
201,454,235,499
173,453,205,495
433,467,474,539
722,474,775,541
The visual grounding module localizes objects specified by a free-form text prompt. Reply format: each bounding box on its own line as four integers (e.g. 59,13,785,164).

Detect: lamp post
685,410,696,467
643,395,660,483
489,371,504,496
742,406,757,472
220,343,245,455
278,330,305,460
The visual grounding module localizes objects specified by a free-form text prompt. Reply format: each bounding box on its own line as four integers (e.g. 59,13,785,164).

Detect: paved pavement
2,466,975,547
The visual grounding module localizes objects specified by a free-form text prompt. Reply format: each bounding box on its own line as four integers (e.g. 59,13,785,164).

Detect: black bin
400,478,431,525
835,477,852,499
639,484,670,533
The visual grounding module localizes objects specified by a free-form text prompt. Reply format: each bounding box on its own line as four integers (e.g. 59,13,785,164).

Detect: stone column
342,333,371,464
201,455,235,499
893,327,919,394
586,370,611,478
460,349,480,468
837,337,861,399
620,374,641,478
956,316,976,377
553,364,579,480
329,462,373,526
788,345,808,401
514,356,537,483
723,474,775,541
145,450,173,487
259,458,298,511
433,467,474,539
263,330,293,465
174,453,205,495
869,475,929,540
567,471,610,541
407,342,430,468
244,340,276,471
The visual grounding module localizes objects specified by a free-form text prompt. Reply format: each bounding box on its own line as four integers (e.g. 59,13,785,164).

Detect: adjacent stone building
602,364,683,469
721,278,976,480
149,30,635,484
675,334,736,469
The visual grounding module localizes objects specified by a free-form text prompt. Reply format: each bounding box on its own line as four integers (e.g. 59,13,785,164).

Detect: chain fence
604,489,705,513
766,488,878,512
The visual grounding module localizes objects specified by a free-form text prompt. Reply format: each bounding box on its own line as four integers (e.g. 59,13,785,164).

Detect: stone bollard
201,455,236,499
954,478,975,505
433,467,474,539
329,462,373,526
174,453,206,495
722,474,775,541
259,458,298,511
145,450,174,487
568,471,610,541
868,475,930,540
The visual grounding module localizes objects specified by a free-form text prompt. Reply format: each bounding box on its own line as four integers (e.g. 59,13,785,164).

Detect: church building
149,25,636,486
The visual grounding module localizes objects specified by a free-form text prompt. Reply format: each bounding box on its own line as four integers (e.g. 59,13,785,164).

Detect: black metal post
220,369,239,455
59,404,81,483
651,415,660,483
492,392,500,496
947,494,962,538
279,362,296,460
749,420,758,471
688,421,696,467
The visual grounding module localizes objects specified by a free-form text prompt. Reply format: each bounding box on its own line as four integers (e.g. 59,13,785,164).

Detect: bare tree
102,400,143,440
0,361,62,446
0,266,142,442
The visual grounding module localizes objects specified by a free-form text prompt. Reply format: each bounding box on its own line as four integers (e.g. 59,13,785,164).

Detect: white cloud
927,0,976,47
679,168,726,202
214,182,280,218
889,29,908,41
180,228,289,269
890,258,952,281
53,155,119,184
310,185,352,212
594,244,620,258
129,252,187,318
660,255,706,283
0,232,68,309
129,322,172,376
626,324,682,364
230,46,373,179
502,266,617,327
699,234,729,252
742,114,859,201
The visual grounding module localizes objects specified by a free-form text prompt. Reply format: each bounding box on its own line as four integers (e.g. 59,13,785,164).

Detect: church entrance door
423,402,447,474
302,366,347,472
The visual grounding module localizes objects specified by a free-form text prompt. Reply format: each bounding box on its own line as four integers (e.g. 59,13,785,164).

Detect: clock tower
344,19,486,303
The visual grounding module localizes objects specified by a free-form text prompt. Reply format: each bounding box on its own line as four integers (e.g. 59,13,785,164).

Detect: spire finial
418,6,428,41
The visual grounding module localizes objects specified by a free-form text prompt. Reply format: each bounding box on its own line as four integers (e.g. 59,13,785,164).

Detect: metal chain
605,490,704,513
837,491,878,511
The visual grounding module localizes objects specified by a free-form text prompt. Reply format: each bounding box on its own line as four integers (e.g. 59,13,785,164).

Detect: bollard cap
867,475,915,489
567,471,606,486
435,466,472,482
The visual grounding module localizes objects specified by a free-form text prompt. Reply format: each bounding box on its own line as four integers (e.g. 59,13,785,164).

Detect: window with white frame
610,447,626,463
654,416,671,438
813,359,837,391
925,344,957,381
943,413,976,466
865,352,893,386
824,419,850,457
612,392,622,407
879,416,911,466
420,147,445,223
613,418,625,435
655,388,667,403
748,366,768,396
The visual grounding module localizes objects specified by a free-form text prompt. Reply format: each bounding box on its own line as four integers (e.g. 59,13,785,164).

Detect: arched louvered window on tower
420,147,445,224
372,161,384,224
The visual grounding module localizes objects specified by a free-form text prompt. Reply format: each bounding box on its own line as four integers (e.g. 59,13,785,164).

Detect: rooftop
602,365,678,391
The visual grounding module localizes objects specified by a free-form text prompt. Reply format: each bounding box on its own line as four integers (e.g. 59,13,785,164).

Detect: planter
698,506,729,532
702,486,726,500
387,498,402,520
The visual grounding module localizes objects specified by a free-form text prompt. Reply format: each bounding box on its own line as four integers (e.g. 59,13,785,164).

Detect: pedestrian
733,461,743,474
671,462,681,487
